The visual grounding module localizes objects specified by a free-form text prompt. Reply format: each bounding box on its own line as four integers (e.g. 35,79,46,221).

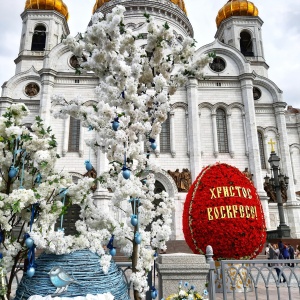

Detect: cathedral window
258,131,266,169
209,57,226,73
31,25,46,51
240,31,254,57
253,87,261,100
216,108,229,153
68,117,80,152
160,114,171,153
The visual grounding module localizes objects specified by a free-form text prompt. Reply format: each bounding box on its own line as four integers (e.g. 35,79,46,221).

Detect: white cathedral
1,0,300,239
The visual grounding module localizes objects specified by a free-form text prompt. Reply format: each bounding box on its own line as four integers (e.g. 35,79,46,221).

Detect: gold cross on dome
268,139,276,152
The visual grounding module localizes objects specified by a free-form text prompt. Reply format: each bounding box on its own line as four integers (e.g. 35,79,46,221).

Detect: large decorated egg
183,163,266,260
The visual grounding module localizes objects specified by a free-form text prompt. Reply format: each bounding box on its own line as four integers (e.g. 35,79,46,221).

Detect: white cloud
0,0,299,107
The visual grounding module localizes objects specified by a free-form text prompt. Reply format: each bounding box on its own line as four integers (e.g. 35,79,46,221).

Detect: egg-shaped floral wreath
183,163,266,260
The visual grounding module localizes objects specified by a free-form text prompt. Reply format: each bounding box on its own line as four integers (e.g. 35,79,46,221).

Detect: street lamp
264,139,290,239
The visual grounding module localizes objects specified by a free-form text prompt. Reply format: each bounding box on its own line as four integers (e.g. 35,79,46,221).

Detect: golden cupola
93,0,187,14
25,0,69,20
216,0,258,28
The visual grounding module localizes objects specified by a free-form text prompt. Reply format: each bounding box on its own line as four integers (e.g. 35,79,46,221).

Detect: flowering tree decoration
52,5,212,300
0,104,112,299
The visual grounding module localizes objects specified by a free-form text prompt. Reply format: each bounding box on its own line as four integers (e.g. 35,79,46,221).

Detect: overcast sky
0,0,299,108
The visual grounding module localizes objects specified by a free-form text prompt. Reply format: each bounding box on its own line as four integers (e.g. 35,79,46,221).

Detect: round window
69,55,80,69
25,83,40,97
253,87,261,100
209,57,226,72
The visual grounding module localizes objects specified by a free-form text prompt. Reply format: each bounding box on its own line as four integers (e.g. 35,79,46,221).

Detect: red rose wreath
183,163,266,260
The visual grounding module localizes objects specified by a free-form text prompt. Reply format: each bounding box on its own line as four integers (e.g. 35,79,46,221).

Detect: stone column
227,113,234,158
211,113,218,158
273,102,296,203
186,78,201,181
93,146,111,214
273,102,300,238
263,135,270,172
297,115,300,142
79,124,84,157
239,74,270,227
169,111,176,157
156,253,209,299
242,113,249,157
289,148,296,185
39,57,57,126
62,117,70,157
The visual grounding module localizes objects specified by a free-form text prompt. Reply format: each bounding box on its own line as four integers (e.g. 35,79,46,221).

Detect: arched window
258,131,266,169
160,115,171,153
55,175,82,235
146,180,166,232
216,108,229,153
240,31,254,57
31,25,46,51
68,117,80,152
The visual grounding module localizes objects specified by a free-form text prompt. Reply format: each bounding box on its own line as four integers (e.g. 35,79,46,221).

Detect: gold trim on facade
25,0,69,20
93,0,187,14
216,0,258,28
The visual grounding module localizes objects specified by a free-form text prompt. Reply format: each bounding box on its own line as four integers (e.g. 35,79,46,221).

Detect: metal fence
206,255,300,300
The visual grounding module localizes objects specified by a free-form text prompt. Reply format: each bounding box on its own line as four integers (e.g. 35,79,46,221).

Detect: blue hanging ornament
149,138,157,150
122,167,131,180
151,287,158,299
0,253,2,259
134,232,142,244
25,237,34,249
59,188,68,199
0,231,3,243
34,173,42,185
109,248,116,257
112,117,120,131
26,266,35,278
107,235,114,250
150,142,157,150
130,214,138,226
8,165,18,179
85,160,93,171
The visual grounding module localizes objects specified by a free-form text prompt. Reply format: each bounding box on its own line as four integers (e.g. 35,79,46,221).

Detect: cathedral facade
1,0,300,238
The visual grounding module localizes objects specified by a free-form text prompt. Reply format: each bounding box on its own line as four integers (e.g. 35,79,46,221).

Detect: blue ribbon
107,235,114,250
19,151,26,189
29,205,36,232
27,244,36,268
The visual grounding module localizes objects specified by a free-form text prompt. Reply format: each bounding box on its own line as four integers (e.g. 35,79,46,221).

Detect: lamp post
264,139,290,239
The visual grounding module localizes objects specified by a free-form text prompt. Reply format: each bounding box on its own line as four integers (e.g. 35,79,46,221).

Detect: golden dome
216,0,258,28
92,0,187,15
25,0,69,20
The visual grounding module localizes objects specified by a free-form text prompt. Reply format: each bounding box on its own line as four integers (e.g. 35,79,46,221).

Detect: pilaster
273,102,297,203
62,117,70,157
186,78,201,181
239,74,269,223
38,67,57,126
212,113,218,158
227,113,234,158
169,111,176,157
